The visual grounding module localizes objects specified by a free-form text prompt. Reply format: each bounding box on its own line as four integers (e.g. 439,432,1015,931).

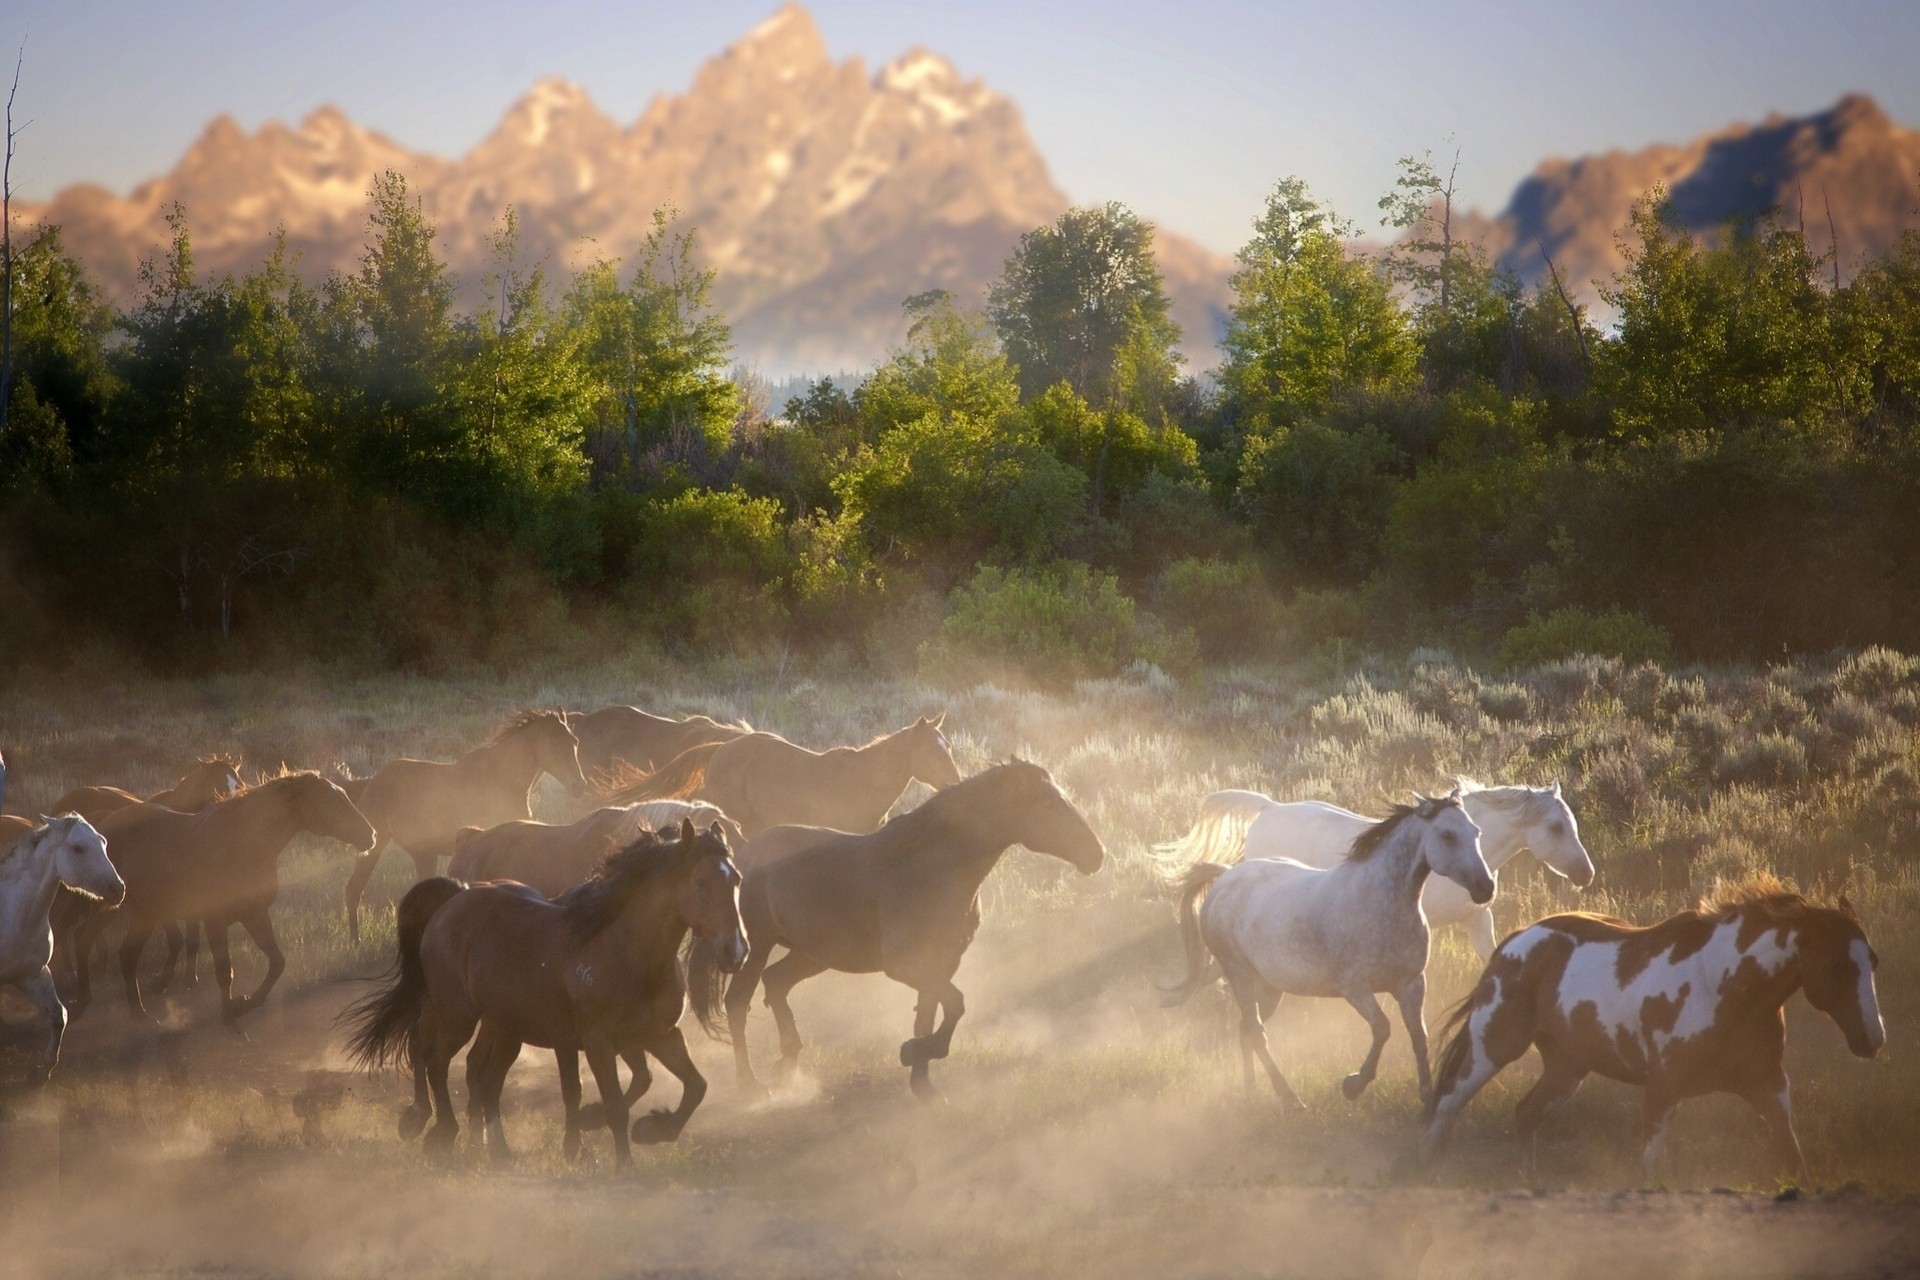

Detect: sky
6,0,1918,254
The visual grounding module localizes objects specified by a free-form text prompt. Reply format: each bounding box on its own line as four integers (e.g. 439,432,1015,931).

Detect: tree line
4,156,1920,680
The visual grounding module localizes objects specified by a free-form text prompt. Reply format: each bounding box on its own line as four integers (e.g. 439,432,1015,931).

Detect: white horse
1156,780,1593,959
1162,792,1493,1108
0,814,123,1081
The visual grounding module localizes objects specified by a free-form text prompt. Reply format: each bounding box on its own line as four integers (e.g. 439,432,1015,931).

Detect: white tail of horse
1149,790,1274,884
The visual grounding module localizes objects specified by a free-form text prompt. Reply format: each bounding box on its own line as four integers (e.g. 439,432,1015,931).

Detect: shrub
1715,732,1809,788
1150,557,1281,662
1235,420,1402,580
921,561,1153,689
1497,606,1672,669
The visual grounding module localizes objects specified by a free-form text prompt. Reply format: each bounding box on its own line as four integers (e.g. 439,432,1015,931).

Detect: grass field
2,648,1918,1278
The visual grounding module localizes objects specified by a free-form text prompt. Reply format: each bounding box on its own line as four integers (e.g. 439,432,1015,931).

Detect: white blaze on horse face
1853,940,1886,1054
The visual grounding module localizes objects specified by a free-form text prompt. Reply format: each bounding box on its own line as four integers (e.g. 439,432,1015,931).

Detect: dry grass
2,647,1919,1277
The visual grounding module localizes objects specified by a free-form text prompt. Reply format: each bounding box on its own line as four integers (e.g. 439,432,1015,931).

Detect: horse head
1003,760,1105,876
907,713,963,790
1527,781,1595,888
41,814,125,905
1800,899,1885,1059
530,711,591,799
294,774,378,854
674,818,748,972
1414,791,1494,904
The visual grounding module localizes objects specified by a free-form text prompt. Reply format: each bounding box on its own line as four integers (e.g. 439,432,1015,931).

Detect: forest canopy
5,163,1920,681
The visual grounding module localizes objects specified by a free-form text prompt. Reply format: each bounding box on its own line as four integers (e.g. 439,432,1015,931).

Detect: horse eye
1442,830,1458,843
1549,822,1565,835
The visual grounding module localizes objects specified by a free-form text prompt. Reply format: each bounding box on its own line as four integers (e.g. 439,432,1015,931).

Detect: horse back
359,756,530,843
756,832,890,972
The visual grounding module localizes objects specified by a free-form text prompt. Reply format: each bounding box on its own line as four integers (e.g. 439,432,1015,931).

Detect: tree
987,203,1181,405
1221,178,1418,426
0,224,115,480
858,290,1021,432
1,46,23,444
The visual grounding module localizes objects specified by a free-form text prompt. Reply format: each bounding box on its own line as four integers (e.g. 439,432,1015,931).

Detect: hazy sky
8,0,1918,253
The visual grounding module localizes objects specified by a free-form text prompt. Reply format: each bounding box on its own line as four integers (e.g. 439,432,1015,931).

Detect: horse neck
1722,913,1808,1014
211,786,304,863
904,797,1020,895
0,836,65,947
466,732,544,800
595,877,692,980
832,732,919,808
1461,792,1530,872
1349,823,1435,908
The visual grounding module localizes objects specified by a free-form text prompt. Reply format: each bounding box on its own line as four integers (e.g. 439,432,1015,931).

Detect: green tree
858,290,1021,431
1222,178,1418,426
987,203,1181,405
1,224,115,480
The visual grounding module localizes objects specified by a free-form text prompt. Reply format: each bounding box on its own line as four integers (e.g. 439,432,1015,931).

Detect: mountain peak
728,3,830,70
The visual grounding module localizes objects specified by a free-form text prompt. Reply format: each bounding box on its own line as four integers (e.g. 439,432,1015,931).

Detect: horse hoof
563,1133,583,1162
630,1109,676,1146
1340,1073,1370,1101
423,1124,459,1158
899,1038,928,1068
908,1074,943,1103
397,1105,430,1140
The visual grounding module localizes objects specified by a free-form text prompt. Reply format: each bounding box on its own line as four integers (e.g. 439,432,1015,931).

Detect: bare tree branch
0,43,23,442
1537,240,1591,368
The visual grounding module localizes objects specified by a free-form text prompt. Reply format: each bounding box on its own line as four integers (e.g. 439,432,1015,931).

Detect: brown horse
1422,878,1885,1183
448,801,744,899
610,714,961,837
49,755,246,987
77,772,376,1023
341,819,747,1168
342,710,590,942
51,756,244,824
564,707,747,783
690,760,1104,1099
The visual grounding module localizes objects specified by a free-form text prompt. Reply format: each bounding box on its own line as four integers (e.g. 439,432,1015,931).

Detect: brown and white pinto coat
1422,882,1884,1183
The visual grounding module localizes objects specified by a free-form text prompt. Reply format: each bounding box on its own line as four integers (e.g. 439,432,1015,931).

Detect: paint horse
1422,878,1884,1183
0,815,123,1081
1163,793,1493,1108
1158,780,1592,960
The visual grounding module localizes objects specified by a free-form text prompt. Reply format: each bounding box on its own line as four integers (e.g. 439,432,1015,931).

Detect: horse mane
217,767,325,803
1452,777,1548,813
557,829,713,942
1345,794,1460,861
1697,873,1813,921
484,708,567,746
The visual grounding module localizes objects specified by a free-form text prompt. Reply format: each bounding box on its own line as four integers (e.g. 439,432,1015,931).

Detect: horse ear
1839,893,1858,919
680,816,696,842
934,710,947,728
1551,779,1563,797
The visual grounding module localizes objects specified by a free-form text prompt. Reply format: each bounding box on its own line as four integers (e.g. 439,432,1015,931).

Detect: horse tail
603,741,724,804
683,937,730,1042
1149,790,1270,886
1426,970,1498,1121
339,876,465,1072
1158,862,1229,1006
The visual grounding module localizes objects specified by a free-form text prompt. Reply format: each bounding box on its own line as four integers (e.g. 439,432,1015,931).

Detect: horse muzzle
716,933,750,974
1468,876,1496,905
1850,1021,1887,1059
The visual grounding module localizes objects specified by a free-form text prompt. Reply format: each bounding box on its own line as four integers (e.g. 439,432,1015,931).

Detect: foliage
1497,606,1674,669
922,560,1155,688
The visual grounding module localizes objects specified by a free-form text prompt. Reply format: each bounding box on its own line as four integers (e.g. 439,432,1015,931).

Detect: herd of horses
0,703,1888,1184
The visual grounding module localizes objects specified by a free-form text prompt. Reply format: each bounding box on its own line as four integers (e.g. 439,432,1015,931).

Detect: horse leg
1464,906,1499,964
723,939,774,1095
344,834,390,945
1513,1052,1586,1184
628,1027,707,1146
762,951,829,1087
479,1033,522,1164
180,920,202,989
423,1011,474,1158
1421,1001,1535,1171
153,922,185,996
67,911,97,1018
898,978,965,1101
583,1041,633,1170
575,1055,650,1130
557,1050,585,1162
203,919,242,1026
118,917,159,1022
1639,1082,1680,1186
1391,972,1433,1107
233,908,286,1017
398,1019,432,1140
1338,989,1393,1101
19,967,66,1085
1742,1077,1807,1185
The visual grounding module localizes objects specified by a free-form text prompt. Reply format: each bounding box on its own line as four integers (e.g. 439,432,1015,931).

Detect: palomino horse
690,760,1104,1099
563,707,747,783
0,815,123,1080
610,714,960,838
342,710,590,942
448,801,743,899
342,819,747,1167
1158,780,1592,959
79,773,376,1023
1422,878,1885,1183
1163,793,1493,1108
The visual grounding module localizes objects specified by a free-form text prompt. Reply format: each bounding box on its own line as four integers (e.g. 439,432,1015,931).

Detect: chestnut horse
448,801,742,899
690,761,1104,1099
341,819,747,1167
1422,878,1885,1183
610,714,960,838
0,815,123,1081
563,706,747,783
342,711,589,941
78,773,376,1023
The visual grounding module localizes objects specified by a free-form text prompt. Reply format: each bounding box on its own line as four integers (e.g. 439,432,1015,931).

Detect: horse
340,819,747,1168
448,801,743,899
48,755,247,988
608,714,961,838
1157,780,1592,960
563,707,748,784
342,710,590,942
0,815,123,1081
50,755,244,824
77,772,376,1023
690,760,1105,1100
1162,792,1493,1108
1421,878,1885,1184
